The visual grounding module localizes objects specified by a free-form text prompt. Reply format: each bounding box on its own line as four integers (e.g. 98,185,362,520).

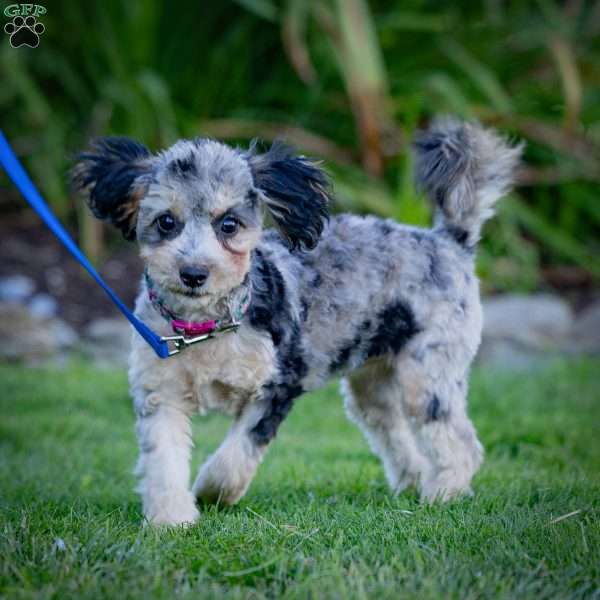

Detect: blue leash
0,131,178,358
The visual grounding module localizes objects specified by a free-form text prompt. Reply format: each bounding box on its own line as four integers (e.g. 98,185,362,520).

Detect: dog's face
136,140,262,300
73,137,330,303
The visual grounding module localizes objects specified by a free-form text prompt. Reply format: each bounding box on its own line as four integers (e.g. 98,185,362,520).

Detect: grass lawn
0,360,599,599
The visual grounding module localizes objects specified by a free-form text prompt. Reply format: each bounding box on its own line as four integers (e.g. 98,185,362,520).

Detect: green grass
0,360,599,599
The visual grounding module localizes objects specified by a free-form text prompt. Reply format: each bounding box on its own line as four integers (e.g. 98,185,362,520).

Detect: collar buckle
161,322,240,356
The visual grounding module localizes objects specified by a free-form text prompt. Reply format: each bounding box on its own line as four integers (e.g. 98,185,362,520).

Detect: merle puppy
73,119,521,526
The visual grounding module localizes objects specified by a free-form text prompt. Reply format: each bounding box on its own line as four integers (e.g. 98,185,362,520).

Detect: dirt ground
0,214,143,330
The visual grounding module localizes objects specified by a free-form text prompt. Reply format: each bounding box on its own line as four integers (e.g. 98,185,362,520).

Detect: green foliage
0,360,599,598
0,0,599,290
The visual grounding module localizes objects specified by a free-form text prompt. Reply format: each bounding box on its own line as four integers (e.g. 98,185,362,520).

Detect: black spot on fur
425,394,449,422
330,301,419,373
426,395,441,421
280,324,308,382
444,224,471,248
169,154,197,176
72,137,152,240
249,142,331,250
250,382,302,445
366,301,419,358
250,351,306,445
330,338,359,372
248,250,308,445
249,250,287,346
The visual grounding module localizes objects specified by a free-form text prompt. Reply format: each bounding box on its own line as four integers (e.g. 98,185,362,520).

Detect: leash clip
161,323,240,356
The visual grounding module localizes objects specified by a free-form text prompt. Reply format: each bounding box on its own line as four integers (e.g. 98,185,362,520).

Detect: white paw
419,469,474,503
192,455,253,506
144,492,200,527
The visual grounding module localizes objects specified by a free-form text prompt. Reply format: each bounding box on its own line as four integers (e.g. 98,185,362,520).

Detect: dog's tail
414,118,523,248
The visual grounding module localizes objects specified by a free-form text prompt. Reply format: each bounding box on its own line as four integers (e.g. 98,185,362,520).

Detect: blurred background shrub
1,0,599,293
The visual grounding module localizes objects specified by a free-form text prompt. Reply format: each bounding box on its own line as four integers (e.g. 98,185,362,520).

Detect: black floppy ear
71,137,153,240
248,142,331,250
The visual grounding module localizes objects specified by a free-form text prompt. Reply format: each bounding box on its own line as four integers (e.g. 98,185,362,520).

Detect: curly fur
72,137,153,240
248,141,330,250
414,118,523,247
73,120,521,526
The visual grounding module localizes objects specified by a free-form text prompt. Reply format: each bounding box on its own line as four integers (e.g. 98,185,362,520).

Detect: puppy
73,120,521,526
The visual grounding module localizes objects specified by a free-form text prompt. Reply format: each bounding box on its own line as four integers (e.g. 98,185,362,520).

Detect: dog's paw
4,16,45,48
144,492,200,527
419,469,474,503
192,455,252,506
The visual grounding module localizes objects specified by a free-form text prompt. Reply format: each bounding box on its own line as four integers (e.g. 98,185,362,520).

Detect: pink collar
170,318,218,337
145,271,252,339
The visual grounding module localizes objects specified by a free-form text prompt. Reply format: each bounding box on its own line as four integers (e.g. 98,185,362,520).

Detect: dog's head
72,137,330,306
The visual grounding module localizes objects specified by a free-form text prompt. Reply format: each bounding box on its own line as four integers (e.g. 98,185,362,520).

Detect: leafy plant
0,0,598,289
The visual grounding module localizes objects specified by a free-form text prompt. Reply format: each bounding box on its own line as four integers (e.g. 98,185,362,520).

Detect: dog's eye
220,215,239,236
157,213,176,234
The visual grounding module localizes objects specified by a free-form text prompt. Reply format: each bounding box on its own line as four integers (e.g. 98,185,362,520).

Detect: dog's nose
179,265,209,289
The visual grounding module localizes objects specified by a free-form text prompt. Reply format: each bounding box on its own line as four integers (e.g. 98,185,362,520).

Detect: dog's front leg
193,398,269,506
134,391,198,527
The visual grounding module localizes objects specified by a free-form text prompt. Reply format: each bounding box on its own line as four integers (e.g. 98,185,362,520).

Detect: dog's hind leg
342,360,430,495
395,334,484,502
192,399,270,506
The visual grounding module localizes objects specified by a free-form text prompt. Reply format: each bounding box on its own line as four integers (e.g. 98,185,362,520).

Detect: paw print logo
4,15,45,48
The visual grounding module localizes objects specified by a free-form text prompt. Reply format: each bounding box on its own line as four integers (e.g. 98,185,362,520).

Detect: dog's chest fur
184,324,277,415
129,300,277,417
